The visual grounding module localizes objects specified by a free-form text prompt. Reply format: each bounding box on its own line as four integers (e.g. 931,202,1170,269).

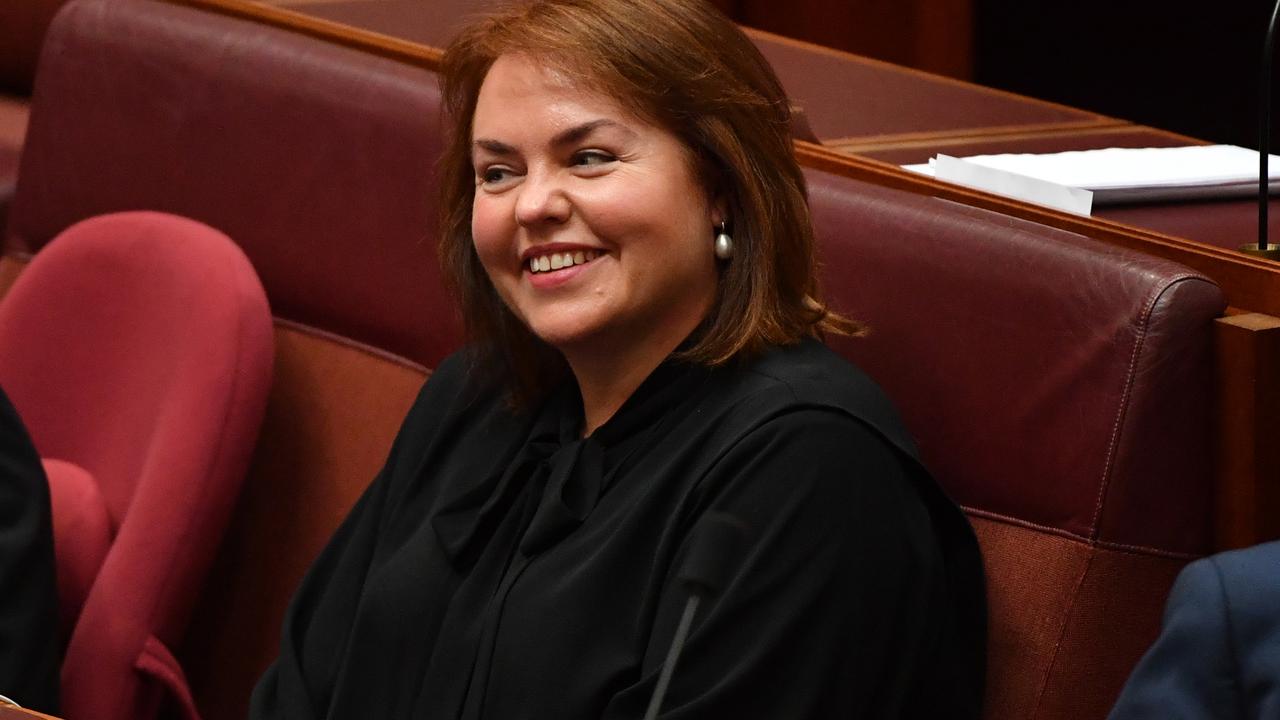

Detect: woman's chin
528,326,604,356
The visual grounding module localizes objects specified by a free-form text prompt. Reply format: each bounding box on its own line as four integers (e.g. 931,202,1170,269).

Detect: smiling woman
248,1,986,719
469,55,722,434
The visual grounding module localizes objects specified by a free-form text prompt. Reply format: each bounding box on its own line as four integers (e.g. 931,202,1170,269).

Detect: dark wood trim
828,121,1200,155
826,119,1130,148
163,0,442,69
1214,313,1280,550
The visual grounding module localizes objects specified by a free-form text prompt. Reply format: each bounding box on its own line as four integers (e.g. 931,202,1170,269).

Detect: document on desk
905,145,1280,207
925,154,1094,215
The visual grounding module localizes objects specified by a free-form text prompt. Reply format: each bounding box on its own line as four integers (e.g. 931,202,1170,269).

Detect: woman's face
470,54,721,365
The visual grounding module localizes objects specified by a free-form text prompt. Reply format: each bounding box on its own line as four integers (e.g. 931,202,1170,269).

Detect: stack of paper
903,145,1280,210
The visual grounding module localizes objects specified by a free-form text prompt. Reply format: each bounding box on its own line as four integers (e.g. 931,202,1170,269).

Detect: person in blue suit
1108,540,1280,719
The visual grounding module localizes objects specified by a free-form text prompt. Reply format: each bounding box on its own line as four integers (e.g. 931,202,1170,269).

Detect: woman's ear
710,193,729,228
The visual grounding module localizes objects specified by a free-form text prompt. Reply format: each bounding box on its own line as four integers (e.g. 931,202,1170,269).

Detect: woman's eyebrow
550,118,632,147
472,119,635,157
472,138,516,156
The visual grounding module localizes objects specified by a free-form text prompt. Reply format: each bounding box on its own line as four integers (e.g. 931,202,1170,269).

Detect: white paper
904,145,1280,205
928,154,1094,216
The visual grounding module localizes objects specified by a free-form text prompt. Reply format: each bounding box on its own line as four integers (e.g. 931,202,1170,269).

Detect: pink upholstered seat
0,211,273,720
42,457,110,639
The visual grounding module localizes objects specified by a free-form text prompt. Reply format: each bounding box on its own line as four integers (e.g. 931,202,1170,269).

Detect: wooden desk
262,0,1116,143
835,126,1280,253
838,125,1196,165
0,705,58,720
749,30,1110,142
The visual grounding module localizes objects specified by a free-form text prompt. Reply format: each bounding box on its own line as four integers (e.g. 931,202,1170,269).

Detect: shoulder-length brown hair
439,0,861,406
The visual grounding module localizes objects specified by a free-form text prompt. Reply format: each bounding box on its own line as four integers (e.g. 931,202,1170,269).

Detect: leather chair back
806,167,1225,719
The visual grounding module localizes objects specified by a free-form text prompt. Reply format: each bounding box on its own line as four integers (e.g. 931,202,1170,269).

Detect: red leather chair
806,167,1225,719
0,211,273,720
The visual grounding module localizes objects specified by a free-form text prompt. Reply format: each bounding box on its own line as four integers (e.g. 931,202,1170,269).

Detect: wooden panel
745,29,1105,142
735,0,973,79
0,706,59,720
1214,313,1280,549
1098,200,1280,255
840,124,1196,165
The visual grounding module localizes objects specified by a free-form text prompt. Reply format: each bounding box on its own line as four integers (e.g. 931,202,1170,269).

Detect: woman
250,0,985,717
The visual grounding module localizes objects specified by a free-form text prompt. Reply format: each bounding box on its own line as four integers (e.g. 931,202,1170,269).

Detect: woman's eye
479,166,514,185
572,150,616,168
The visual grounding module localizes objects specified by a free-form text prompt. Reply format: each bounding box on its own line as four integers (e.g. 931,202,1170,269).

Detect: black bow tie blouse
249,338,985,719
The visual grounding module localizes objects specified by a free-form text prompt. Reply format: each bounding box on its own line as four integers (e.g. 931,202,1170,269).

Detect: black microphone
1255,0,1280,254
643,512,747,720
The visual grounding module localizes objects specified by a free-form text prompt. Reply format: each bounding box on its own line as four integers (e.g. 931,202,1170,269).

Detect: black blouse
249,339,985,719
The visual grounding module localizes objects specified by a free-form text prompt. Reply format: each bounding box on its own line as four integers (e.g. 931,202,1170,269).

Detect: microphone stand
642,513,746,720
1245,0,1280,257
643,593,702,720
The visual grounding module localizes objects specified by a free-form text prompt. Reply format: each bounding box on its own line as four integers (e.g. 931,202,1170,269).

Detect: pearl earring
714,222,734,260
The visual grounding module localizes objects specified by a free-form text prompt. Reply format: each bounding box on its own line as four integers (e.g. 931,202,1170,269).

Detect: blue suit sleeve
1108,557,1241,720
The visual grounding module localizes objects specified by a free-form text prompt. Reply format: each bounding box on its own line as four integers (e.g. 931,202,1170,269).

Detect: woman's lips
522,247,603,288
525,248,599,274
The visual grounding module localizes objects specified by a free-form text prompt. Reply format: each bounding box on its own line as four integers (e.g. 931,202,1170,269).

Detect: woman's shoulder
405,349,506,424
387,348,521,467
721,338,920,462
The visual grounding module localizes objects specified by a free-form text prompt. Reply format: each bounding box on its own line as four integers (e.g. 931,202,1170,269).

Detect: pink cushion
0,210,273,720
43,457,112,638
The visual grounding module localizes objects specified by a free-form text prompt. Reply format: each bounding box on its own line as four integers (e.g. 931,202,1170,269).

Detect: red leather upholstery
42,458,111,639
0,211,273,720
806,167,1226,719
8,0,460,367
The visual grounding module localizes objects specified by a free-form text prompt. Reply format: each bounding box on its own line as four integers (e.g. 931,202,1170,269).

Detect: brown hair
439,0,862,405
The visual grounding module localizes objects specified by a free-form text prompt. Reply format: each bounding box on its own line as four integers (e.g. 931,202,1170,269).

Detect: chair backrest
8,0,460,368
0,210,273,720
805,167,1225,719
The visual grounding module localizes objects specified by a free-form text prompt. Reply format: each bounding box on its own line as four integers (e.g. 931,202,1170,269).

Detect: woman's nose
514,169,571,227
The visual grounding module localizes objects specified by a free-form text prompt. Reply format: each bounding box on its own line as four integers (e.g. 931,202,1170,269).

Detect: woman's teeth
528,249,598,273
